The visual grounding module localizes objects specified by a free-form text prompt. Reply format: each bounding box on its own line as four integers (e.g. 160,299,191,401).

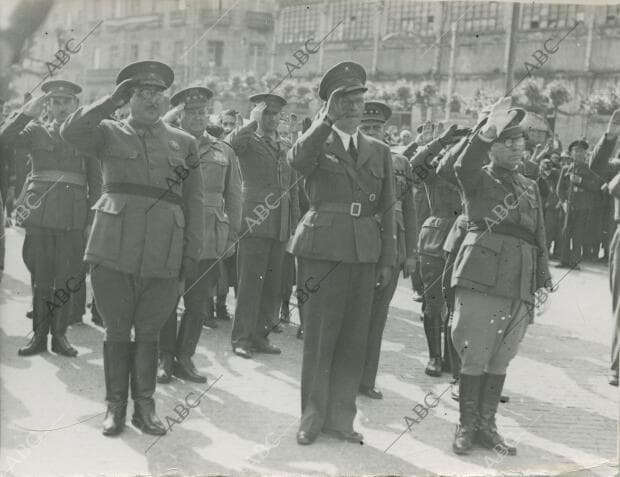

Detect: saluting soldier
61,61,204,437
288,62,396,445
157,87,242,383
227,93,300,358
557,138,603,268
0,80,101,357
451,98,552,456
358,100,417,399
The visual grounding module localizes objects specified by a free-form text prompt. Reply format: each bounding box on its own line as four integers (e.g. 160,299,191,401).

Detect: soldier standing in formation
61,61,204,437
288,62,396,445
228,93,299,359
358,100,417,399
157,86,242,383
0,80,101,357
451,98,552,456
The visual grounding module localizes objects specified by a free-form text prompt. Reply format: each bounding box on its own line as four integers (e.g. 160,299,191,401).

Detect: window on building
207,40,224,67
130,44,139,62
521,3,585,29
449,2,500,32
150,41,161,58
109,45,119,67
249,42,266,70
386,0,434,37
279,5,319,43
331,0,373,40
606,4,620,26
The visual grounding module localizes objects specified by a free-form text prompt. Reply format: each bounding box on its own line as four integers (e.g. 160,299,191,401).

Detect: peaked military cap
568,138,589,151
318,61,367,101
170,86,213,108
116,60,174,90
363,101,392,123
249,93,287,113
41,79,81,97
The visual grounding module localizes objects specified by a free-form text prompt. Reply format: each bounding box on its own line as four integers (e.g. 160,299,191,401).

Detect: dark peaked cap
41,79,81,97
568,138,589,151
116,60,174,89
363,101,392,123
318,61,367,101
170,86,213,108
249,93,287,112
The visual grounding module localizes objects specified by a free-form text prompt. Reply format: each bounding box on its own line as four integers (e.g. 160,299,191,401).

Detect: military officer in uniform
288,62,396,445
0,80,101,357
557,138,603,268
157,86,242,383
451,98,552,455
358,100,417,399
61,61,204,437
228,93,299,358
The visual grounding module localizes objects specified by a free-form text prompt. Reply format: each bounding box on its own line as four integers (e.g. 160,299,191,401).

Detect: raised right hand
22,93,49,118
110,79,137,108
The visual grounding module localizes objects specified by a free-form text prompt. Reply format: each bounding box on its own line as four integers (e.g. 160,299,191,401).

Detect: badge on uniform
169,140,181,151
325,153,339,163
369,193,376,202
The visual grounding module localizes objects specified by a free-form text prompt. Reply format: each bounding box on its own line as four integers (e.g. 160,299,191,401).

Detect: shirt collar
332,126,358,151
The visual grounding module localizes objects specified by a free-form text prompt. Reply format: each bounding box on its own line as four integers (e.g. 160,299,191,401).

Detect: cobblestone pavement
1,227,618,477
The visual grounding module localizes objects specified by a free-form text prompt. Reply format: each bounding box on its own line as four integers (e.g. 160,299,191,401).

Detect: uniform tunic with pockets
288,118,396,435
0,113,101,334
60,95,204,342
452,134,551,375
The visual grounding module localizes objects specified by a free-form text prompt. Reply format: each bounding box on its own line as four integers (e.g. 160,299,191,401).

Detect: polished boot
17,333,47,356
156,352,173,384
215,295,231,321
452,374,481,455
203,297,218,328
131,342,166,436
173,308,206,383
424,315,442,377
475,373,516,455
174,355,207,383
102,341,131,436
50,309,78,357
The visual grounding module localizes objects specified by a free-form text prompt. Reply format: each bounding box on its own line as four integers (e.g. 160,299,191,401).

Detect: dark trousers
160,259,219,357
22,227,84,336
361,266,400,389
91,265,177,343
298,258,375,435
281,251,296,304
610,226,620,375
216,253,237,297
420,254,446,359
561,208,589,265
232,237,285,348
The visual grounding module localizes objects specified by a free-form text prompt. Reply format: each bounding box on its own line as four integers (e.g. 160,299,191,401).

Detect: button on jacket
287,119,396,266
228,123,299,242
453,134,551,303
0,113,101,230
60,96,205,279
196,132,242,259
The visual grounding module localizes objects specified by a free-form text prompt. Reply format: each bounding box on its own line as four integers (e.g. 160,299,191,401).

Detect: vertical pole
504,2,520,94
445,22,457,120
371,0,384,76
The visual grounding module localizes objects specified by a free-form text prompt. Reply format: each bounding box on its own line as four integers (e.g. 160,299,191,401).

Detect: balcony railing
245,11,274,31
104,14,163,32
200,9,232,28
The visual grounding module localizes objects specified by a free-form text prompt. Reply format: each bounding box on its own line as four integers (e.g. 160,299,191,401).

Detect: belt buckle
350,202,361,217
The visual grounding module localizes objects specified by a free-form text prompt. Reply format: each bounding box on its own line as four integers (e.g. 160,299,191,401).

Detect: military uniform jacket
0,113,101,230
196,132,242,259
60,96,205,279
287,119,396,266
557,161,603,210
411,137,463,258
589,133,620,222
453,134,551,304
391,153,417,267
228,122,299,242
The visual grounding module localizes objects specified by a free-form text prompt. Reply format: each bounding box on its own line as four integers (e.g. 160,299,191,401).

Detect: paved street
1,226,618,477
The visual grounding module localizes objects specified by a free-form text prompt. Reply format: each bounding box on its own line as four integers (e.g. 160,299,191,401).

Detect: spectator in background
220,109,238,135
399,129,412,146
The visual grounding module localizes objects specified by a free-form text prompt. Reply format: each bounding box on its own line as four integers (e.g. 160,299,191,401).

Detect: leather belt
102,182,183,207
30,170,86,187
469,221,537,248
204,191,224,208
311,201,373,218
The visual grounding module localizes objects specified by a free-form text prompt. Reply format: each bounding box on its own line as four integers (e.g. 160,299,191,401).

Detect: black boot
173,310,206,383
174,355,207,383
157,352,173,384
452,374,481,455
279,301,291,323
50,308,78,357
18,333,48,356
424,314,442,377
131,342,166,436
475,373,517,455
203,297,218,328
102,341,131,436
215,295,231,321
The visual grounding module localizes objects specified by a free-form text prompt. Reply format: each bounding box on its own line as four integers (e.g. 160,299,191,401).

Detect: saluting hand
480,97,517,141
249,102,267,124
22,93,49,118
110,78,137,108
324,87,349,123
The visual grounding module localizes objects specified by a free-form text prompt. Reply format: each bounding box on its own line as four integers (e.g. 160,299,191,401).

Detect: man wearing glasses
0,79,101,358
61,61,204,437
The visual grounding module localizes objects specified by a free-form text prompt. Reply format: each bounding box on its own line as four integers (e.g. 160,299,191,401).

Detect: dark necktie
349,136,358,162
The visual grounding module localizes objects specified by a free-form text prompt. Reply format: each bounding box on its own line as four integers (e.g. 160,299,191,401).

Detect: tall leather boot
203,297,218,329
50,307,77,357
102,341,131,436
447,322,461,401
157,311,176,384
452,374,482,455
476,373,516,455
131,341,166,436
173,310,207,383
215,295,231,321
423,313,442,377
18,312,49,356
